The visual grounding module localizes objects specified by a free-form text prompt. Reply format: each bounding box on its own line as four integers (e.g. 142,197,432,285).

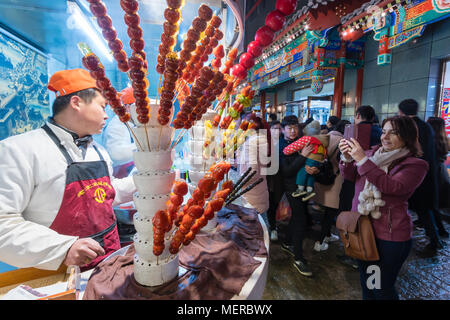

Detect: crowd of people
260,100,449,300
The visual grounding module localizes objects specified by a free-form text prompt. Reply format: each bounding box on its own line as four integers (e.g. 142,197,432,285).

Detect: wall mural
0,32,49,141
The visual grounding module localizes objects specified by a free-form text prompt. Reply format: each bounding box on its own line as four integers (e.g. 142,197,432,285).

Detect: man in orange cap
102,86,137,178
0,69,135,271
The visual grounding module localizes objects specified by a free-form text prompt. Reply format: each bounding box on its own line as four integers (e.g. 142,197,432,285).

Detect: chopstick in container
225,177,264,206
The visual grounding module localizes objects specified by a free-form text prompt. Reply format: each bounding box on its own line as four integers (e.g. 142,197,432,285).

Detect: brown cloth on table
83,204,267,300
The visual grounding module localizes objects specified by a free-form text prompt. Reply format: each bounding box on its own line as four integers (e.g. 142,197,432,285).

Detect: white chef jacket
0,122,136,270
102,115,136,167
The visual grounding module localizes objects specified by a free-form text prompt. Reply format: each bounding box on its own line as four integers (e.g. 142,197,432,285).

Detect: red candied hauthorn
200,37,210,47
83,55,100,71
102,28,117,41
161,33,176,47
89,68,105,80
156,63,165,74
209,198,224,211
133,90,147,100
114,107,126,117
119,113,131,123
130,38,145,52
170,194,183,206
169,246,180,255
167,0,182,9
205,26,215,37
118,62,130,72
163,21,178,36
109,98,122,109
96,15,112,29
173,119,184,129
120,0,138,14
129,69,146,81
189,223,201,237
108,39,123,52
113,49,127,63
152,209,169,230
128,55,144,70
157,115,170,125
160,89,175,101
164,8,181,24
159,43,170,56
158,108,171,117
183,40,196,53
209,37,218,48
137,114,149,124
198,175,216,193
183,232,194,246
127,26,143,40
192,189,205,202
221,180,233,190
180,50,192,62
187,205,203,219
181,214,194,229
186,29,200,42
183,121,193,130
198,4,213,21
199,54,207,63
153,245,164,256
199,66,214,80
132,79,149,91
174,111,187,122
213,45,225,59
124,13,140,27
102,89,117,100
204,206,214,220
214,29,224,40
192,17,207,32
197,216,208,228
210,16,222,28
89,2,107,17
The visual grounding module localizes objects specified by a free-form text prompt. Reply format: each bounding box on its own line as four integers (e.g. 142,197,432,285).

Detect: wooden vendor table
0,203,269,300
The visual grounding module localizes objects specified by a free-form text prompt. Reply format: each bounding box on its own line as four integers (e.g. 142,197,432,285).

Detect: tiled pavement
261,209,450,300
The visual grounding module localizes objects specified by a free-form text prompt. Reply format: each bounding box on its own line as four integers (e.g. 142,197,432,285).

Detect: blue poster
0,32,49,141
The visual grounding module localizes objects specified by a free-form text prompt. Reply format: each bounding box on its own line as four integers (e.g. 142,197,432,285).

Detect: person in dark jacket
336,106,383,269
278,115,317,277
398,99,443,255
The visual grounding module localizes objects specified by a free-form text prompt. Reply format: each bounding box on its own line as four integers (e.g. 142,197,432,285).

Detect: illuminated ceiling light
67,1,113,62
305,25,309,30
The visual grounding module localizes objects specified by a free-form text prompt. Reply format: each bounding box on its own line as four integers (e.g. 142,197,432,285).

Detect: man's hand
305,165,320,175
299,142,315,158
63,238,105,266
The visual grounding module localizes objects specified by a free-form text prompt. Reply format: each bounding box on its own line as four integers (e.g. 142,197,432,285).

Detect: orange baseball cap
120,86,135,104
48,68,99,97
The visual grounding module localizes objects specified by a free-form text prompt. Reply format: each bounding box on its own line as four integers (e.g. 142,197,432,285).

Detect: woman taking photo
339,116,428,300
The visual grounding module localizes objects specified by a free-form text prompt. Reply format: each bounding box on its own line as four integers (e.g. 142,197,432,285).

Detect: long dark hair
382,116,422,157
427,117,449,159
243,112,271,157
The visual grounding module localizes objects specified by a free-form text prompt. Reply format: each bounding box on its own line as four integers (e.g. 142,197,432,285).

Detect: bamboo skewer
125,122,144,151
156,74,163,102
144,123,151,152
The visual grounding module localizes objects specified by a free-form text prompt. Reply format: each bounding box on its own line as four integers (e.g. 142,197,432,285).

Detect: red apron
42,125,121,270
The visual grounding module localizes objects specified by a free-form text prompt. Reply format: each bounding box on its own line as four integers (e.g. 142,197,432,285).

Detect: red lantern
265,10,286,32
247,41,263,58
275,0,297,16
255,26,274,47
239,53,255,69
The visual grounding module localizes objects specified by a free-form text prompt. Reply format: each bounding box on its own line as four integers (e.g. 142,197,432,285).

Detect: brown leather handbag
336,211,380,261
